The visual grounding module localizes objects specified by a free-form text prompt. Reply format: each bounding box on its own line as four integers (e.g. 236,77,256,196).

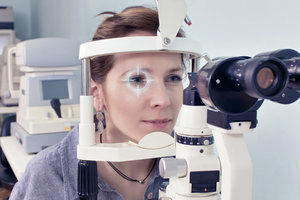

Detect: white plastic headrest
15,37,80,67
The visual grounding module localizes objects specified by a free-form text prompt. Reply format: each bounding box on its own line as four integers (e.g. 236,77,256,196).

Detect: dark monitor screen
42,79,69,100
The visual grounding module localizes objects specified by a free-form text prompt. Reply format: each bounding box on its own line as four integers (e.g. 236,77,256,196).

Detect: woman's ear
90,79,104,111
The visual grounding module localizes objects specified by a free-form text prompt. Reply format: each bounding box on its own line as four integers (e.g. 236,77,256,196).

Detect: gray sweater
9,126,163,200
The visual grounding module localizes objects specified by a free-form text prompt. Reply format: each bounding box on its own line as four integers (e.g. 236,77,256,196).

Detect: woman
9,6,185,200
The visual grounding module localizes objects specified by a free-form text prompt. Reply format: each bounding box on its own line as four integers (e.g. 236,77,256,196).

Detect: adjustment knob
159,157,187,178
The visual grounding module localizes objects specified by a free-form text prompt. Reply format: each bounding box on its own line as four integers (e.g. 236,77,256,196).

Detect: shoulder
9,126,79,200
28,125,78,175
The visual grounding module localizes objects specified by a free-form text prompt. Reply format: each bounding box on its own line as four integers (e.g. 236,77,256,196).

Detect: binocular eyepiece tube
197,49,300,115
226,56,288,99
255,49,300,92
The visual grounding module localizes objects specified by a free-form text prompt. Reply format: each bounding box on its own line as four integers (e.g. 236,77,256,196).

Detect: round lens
256,67,274,89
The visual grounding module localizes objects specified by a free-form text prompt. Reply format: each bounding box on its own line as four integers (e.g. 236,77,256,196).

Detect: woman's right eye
127,75,147,88
129,75,144,83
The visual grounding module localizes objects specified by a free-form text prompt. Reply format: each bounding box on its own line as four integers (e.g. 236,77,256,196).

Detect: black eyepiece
197,55,289,114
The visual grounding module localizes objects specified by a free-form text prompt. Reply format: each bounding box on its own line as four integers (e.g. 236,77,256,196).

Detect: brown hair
90,6,185,83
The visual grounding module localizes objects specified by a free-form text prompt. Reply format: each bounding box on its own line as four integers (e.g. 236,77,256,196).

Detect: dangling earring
96,111,104,134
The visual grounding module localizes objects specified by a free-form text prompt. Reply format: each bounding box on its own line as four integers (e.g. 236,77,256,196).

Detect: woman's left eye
166,75,183,83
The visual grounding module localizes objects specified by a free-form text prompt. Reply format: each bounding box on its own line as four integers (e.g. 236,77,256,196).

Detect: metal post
81,58,90,96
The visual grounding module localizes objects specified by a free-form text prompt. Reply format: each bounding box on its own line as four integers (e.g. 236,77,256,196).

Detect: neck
97,159,156,200
96,130,157,199
110,159,156,180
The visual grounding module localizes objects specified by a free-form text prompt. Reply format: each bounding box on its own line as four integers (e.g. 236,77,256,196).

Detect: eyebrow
137,66,184,74
120,66,183,77
168,67,184,73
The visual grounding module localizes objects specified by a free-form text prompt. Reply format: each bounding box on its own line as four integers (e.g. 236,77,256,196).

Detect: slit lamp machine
76,0,300,199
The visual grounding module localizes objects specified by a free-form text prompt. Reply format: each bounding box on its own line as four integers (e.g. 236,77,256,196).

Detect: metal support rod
191,57,199,73
81,58,90,96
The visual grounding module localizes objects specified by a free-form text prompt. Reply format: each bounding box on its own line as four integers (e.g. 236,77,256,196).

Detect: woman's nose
149,82,171,108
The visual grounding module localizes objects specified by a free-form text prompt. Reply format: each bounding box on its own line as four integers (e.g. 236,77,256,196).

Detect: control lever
50,98,62,118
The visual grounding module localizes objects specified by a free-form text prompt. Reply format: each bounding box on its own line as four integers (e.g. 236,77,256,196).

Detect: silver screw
163,37,171,45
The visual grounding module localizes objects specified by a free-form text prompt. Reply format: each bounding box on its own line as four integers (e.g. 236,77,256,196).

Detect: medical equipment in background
0,6,20,106
9,38,81,154
0,44,22,106
0,7,15,54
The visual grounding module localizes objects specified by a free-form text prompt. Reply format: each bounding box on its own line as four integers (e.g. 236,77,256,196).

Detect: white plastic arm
210,122,253,200
78,96,95,146
7,46,19,99
156,0,187,46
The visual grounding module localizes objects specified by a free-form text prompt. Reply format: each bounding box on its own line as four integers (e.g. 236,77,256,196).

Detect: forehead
113,52,182,68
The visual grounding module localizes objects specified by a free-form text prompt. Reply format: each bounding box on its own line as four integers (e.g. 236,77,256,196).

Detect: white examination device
159,71,221,200
77,0,253,200
10,38,81,153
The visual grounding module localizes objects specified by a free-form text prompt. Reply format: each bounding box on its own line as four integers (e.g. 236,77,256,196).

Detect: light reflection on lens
256,67,274,89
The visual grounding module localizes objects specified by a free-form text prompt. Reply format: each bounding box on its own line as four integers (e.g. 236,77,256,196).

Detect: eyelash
128,75,147,83
128,74,182,83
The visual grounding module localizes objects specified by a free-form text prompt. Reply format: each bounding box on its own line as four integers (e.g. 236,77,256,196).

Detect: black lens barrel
197,50,299,114
228,57,288,98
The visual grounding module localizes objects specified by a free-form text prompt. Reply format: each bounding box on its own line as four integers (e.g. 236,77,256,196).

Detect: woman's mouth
142,119,172,130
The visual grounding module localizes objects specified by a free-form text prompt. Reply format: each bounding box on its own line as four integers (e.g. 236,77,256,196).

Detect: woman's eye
128,75,147,87
166,74,183,83
129,75,144,82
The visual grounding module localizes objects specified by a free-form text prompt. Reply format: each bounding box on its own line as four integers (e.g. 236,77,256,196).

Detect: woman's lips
142,119,172,129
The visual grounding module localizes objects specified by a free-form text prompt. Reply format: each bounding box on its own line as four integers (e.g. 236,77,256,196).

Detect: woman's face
98,52,183,143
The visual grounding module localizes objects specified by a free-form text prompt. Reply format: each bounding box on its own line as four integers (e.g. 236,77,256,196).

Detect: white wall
29,0,156,42
186,0,300,57
4,0,300,199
